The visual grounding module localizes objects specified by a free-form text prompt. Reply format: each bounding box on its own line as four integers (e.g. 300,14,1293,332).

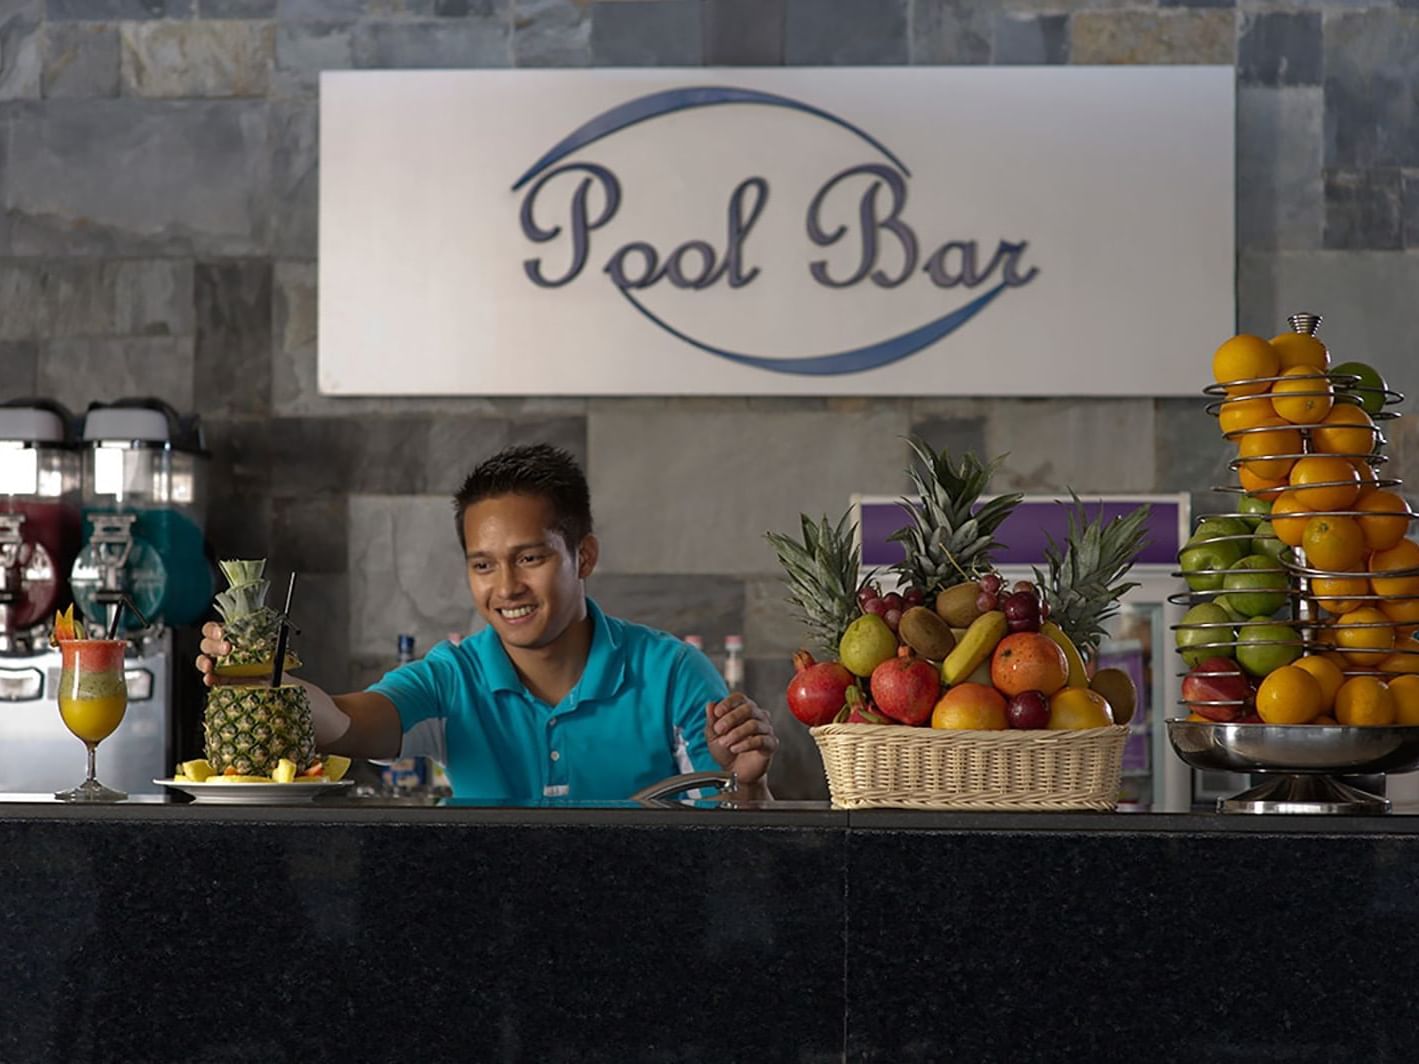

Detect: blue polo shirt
367,599,728,801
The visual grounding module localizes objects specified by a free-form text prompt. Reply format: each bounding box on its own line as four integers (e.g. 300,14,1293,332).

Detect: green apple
1195,516,1252,544
1250,521,1292,564
1331,360,1388,417
1235,618,1302,677
1176,603,1236,666
1180,536,1245,593
1237,496,1272,531
1222,554,1290,618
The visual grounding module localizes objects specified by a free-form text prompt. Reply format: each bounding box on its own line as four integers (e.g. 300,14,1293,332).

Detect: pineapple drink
202,559,316,776
57,640,128,744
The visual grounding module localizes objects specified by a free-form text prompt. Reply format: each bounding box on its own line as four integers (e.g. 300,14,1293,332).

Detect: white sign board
319,67,1234,396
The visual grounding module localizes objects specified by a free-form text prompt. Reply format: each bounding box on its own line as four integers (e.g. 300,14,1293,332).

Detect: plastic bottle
683,634,704,651
723,634,744,690
384,634,427,793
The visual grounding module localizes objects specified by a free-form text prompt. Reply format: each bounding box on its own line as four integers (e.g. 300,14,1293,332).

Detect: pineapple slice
272,758,297,784
209,774,271,783
172,775,194,783
322,756,351,782
180,759,216,782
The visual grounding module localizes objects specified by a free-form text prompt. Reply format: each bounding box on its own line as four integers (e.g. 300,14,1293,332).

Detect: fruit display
200,557,321,778
768,436,1151,739
1176,313,1417,726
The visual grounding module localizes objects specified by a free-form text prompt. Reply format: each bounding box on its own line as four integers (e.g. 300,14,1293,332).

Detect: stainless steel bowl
1167,719,1419,775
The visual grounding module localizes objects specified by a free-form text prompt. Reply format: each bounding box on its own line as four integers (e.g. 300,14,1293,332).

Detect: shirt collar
481,598,626,704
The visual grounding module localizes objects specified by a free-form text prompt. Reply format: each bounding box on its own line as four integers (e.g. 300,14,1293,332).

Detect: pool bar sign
319,67,1233,396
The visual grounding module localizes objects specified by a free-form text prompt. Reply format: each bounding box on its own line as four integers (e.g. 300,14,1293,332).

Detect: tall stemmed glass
54,638,129,802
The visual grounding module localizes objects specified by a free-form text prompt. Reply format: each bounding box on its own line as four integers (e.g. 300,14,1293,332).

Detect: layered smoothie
57,640,128,744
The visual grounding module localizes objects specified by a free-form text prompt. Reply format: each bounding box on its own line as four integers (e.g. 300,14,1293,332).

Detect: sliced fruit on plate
208,774,273,783
172,775,194,783
272,758,297,784
298,760,323,778
323,755,351,782
180,758,216,782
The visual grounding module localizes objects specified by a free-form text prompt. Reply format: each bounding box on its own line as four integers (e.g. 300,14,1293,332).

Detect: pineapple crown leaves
214,558,271,625
1032,493,1151,661
765,510,870,657
887,436,1023,591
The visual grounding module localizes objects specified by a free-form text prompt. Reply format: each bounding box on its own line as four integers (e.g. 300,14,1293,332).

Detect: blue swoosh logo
511,86,910,192
618,282,1008,376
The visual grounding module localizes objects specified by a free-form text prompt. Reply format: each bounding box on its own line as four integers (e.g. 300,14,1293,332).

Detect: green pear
839,614,898,677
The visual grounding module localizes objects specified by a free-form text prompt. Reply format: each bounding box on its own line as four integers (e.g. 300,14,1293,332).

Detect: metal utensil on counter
629,770,738,807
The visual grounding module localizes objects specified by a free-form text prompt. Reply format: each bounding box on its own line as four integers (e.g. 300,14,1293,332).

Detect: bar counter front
4,796,1417,1064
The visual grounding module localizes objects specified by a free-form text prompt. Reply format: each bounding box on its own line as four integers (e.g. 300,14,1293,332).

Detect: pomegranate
786,649,856,727
840,685,890,724
869,646,941,726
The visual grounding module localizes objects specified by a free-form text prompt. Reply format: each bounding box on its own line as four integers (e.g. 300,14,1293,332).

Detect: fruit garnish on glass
50,604,86,645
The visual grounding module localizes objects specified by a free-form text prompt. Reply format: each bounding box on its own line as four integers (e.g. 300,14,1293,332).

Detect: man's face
462,493,596,651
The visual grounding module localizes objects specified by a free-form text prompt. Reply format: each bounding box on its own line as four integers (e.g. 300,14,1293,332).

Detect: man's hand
705,692,778,798
195,622,235,688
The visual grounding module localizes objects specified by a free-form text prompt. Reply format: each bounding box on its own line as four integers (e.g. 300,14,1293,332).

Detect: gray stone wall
3,0,1418,797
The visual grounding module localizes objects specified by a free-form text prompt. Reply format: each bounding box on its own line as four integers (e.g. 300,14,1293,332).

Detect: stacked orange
1211,329,1419,723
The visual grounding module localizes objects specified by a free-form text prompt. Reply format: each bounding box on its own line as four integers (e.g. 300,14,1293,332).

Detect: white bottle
723,634,744,690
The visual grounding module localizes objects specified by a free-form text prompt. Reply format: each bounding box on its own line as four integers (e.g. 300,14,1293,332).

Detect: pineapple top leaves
889,437,1022,594
1033,494,1151,662
766,510,865,657
214,558,271,626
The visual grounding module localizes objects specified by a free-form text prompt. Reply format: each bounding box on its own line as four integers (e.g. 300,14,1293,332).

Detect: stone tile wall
3,0,1418,798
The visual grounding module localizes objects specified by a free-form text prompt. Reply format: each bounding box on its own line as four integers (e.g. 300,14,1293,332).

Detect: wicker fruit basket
810,723,1129,811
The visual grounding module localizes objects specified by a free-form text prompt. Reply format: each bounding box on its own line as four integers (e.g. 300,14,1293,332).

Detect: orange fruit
1218,394,1280,438
1300,515,1367,573
1292,654,1345,710
1353,460,1381,499
1255,664,1324,723
1288,456,1361,511
1320,650,1352,674
1311,403,1376,457
1370,540,1419,599
1355,490,1412,553
1335,676,1396,727
1270,366,1334,425
1213,334,1280,397
1310,574,1371,616
1334,607,1397,665
1313,625,1339,648
1237,418,1303,480
1391,674,1419,725
1380,596,1419,627
1269,492,1309,547
1238,465,1288,499
1047,687,1113,730
1378,651,1419,676
1270,331,1330,372
1313,714,1339,725
931,683,1008,730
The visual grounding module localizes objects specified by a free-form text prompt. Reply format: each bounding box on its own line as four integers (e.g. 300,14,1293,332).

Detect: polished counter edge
6,796,1419,833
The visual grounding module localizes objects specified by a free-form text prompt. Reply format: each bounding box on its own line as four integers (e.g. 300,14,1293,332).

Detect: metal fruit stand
1167,313,1419,814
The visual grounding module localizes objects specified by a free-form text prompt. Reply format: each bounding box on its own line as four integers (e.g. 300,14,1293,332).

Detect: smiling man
197,444,778,802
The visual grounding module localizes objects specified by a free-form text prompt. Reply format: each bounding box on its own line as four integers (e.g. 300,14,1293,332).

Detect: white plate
153,778,354,804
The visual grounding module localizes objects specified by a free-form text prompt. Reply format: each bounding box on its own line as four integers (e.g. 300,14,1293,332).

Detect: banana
1040,621,1088,688
941,610,1008,686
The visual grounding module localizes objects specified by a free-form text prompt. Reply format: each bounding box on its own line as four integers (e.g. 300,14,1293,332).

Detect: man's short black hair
453,443,593,552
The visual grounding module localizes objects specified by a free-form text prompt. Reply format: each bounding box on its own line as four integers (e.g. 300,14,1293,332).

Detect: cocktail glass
54,639,129,802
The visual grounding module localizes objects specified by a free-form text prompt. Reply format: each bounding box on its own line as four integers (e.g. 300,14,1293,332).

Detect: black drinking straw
270,572,297,687
105,595,149,640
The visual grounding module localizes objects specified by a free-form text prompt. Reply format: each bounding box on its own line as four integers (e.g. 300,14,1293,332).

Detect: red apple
1181,657,1249,722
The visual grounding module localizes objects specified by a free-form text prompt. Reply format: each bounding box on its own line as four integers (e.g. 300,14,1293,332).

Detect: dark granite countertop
5,792,1419,1062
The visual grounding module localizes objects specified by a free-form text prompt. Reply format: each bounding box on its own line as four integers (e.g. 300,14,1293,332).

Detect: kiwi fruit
898,606,957,661
1090,667,1137,726
935,581,984,628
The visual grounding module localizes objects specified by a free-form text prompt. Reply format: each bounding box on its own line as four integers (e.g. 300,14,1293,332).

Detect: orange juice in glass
55,639,129,802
